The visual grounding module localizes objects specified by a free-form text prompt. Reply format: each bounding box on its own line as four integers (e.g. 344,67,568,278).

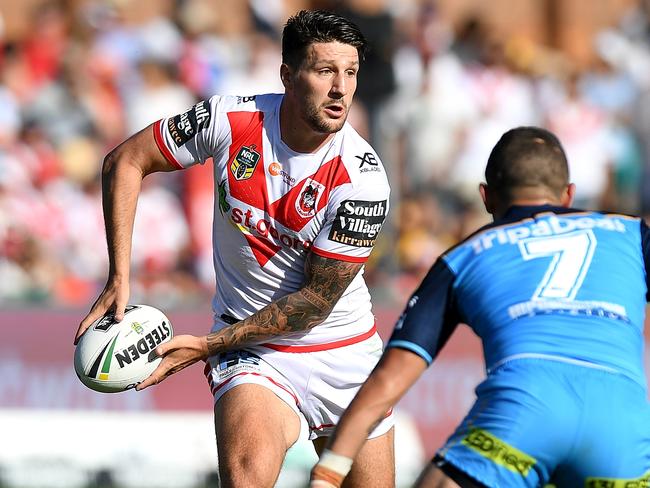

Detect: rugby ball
74,304,173,393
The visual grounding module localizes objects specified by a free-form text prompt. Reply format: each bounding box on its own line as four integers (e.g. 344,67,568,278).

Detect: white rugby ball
74,304,173,393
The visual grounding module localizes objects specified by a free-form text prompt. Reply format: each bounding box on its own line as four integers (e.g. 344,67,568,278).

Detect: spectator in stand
545,71,617,209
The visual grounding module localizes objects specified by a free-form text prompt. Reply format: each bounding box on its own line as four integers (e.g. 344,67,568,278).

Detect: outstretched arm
310,348,427,487
74,124,179,344
136,252,363,390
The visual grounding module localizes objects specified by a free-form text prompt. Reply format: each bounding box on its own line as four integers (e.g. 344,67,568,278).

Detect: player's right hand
74,277,129,345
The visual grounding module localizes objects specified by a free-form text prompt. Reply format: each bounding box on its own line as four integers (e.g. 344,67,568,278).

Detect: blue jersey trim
387,340,433,365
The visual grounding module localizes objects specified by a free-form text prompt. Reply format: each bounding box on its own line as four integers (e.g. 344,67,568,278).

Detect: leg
313,429,395,488
415,457,488,488
215,384,301,488
344,427,395,488
415,463,461,488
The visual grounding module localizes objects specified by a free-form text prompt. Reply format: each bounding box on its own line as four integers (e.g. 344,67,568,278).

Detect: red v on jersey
226,111,351,267
270,156,351,231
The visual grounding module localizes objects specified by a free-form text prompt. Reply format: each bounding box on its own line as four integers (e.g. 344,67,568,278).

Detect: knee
218,452,279,488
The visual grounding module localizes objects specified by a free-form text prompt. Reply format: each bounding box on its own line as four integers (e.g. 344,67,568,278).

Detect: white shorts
204,329,394,441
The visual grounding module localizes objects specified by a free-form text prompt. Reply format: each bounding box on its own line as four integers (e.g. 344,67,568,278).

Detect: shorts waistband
487,353,620,375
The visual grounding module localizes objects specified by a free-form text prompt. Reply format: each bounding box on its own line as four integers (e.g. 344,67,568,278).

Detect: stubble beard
303,101,347,134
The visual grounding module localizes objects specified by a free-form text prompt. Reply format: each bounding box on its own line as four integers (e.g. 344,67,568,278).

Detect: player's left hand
136,335,209,391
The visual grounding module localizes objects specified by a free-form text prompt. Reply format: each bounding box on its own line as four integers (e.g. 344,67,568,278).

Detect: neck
492,198,561,220
279,96,333,153
483,183,574,221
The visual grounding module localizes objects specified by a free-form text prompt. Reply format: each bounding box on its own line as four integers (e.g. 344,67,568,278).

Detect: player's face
287,41,359,134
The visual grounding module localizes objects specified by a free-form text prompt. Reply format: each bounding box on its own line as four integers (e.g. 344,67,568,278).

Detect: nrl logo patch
295,178,325,218
230,145,260,180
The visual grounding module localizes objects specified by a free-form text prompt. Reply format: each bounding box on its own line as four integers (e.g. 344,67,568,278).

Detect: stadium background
2,0,650,486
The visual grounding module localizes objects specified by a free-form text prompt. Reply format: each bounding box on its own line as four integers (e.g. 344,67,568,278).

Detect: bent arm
327,348,427,458
205,252,363,355
135,252,364,390
309,348,426,487
102,128,173,281
75,125,179,342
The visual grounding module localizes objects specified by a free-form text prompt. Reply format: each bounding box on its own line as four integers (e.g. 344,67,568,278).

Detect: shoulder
208,93,282,115
336,123,389,191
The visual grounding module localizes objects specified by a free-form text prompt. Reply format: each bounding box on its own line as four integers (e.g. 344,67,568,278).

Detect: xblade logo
355,152,381,173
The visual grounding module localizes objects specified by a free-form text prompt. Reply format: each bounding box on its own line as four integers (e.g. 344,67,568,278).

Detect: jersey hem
311,246,368,263
386,340,433,365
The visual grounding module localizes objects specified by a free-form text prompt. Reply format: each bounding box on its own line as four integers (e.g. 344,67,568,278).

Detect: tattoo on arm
206,253,363,355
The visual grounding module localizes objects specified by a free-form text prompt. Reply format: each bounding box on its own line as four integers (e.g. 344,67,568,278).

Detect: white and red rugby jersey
154,94,390,348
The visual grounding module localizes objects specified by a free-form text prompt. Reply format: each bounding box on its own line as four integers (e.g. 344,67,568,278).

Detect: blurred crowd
2,0,650,309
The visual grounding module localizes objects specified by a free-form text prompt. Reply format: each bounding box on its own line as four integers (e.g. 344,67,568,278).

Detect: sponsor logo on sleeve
168,100,211,147
355,152,382,173
328,199,387,247
230,145,260,180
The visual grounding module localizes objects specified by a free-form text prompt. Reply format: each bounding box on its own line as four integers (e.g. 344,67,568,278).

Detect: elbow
102,150,118,177
101,147,145,180
305,308,334,331
371,367,403,403
295,288,336,331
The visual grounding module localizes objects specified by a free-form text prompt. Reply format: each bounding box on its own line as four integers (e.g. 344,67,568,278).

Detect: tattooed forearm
206,253,363,355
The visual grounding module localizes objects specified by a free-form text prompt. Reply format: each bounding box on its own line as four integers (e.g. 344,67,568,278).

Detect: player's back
444,205,648,388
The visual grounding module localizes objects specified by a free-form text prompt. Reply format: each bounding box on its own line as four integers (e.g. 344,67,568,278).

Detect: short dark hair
282,10,367,69
485,127,569,199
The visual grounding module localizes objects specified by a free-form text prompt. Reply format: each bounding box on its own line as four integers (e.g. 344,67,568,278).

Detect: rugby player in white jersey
75,10,394,488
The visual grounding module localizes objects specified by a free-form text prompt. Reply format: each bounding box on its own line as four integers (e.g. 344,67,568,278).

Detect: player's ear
561,183,576,208
479,183,493,214
280,64,293,90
